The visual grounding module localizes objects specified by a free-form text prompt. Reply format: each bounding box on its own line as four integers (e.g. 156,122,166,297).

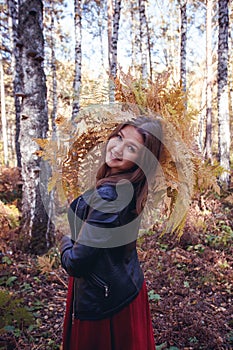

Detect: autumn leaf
33,138,49,149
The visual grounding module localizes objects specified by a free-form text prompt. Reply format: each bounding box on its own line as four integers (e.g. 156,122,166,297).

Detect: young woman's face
105,125,144,174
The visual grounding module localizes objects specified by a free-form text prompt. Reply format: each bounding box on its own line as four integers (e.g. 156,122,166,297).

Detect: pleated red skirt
62,277,156,350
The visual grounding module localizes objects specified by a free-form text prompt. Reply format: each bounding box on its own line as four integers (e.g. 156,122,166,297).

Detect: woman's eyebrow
119,130,141,149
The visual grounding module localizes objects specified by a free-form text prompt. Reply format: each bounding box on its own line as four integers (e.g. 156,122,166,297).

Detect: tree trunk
109,0,122,102
198,80,207,153
130,0,138,76
179,0,187,92
217,0,230,188
107,0,113,71
7,0,22,167
72,0,82,120
228,14,233,143
139,0,148,83
0,50,8,166
97,3,105,70
50,11,57,136
145,4,152,81
205,0,213,162
18,0,54,254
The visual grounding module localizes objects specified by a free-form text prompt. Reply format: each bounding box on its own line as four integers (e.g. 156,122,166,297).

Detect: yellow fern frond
37,255,55,274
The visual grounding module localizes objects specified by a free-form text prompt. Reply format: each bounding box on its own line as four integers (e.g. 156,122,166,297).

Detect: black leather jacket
61,183,144,320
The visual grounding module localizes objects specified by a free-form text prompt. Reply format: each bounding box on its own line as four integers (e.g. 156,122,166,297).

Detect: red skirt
62,277,156,350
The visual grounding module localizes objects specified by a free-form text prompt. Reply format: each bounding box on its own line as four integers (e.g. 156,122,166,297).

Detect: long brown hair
96,116,163,214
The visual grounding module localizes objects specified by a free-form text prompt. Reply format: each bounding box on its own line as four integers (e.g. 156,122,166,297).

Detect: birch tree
43,0,71,131
217,0,230,188
50,11,57,135
44,1,58,135
17,0,54,253
107,0,113,71
7,0,22,167
138,0,148,82
158,1,180,83
0,48,8,165
205,0,213,162
179,0,187,91
109,0,122,102
129,0,138,76
72,0,82,120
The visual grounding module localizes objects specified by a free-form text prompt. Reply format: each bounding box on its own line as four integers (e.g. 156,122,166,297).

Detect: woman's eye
116,134,122,141
128,145,135,153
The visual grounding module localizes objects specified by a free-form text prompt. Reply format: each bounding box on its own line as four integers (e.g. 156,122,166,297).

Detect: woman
61,116,162,350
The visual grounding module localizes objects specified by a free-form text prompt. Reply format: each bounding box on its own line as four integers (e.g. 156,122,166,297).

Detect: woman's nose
114,143,124,155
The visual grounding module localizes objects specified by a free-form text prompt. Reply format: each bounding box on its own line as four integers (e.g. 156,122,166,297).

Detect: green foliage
21,282,33,292
148,289,161,302
0,275,18,287
156,344,179,350
5,276,17,287
189,336,199,344
0,289,34,336
187,243,205,254
227,330,233,345
0,255,18,287
2,256,13,265
205,223,233,248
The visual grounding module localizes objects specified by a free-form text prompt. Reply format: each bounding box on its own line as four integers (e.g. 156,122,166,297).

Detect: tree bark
7,0,22,167
130,0,138,76
18,0,54,253
205,0,213,162
107,0,113,71
50,10,57,136
72,0,82,120
139,0,148,83
97,3,105,70
0,49,8,166
109,0,122,102
217,0,230,188
179,0,187,92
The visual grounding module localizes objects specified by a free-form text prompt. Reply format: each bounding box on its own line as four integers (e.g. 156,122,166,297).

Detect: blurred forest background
0,0,232,349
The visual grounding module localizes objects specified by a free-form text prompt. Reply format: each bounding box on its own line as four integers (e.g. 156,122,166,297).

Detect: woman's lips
110,152,122,161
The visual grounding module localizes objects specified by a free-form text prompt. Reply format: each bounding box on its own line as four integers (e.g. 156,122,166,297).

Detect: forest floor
0,167,233,350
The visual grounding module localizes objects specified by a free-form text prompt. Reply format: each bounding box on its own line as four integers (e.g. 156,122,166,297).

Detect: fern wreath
57,103,195,236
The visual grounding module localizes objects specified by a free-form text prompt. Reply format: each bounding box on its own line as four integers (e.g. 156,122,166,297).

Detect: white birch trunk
179,0,187,92
97,4,105,70
0,51,8,166
139,0,148,83
228,7,233,130
18,0,54,253
109,0,122,103
145,1,152,81
205,0,213,162
130,0,138,77
217,0,230,188
72,0,82,120
50,11,57,136
107,0,113,70
7,0,22,167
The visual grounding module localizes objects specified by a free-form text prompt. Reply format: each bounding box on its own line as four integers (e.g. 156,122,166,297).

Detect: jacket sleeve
60,235,100,277
60,185,120,277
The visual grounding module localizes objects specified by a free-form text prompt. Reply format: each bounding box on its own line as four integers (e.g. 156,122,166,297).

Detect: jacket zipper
74,196,81,240
89,273,109,298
